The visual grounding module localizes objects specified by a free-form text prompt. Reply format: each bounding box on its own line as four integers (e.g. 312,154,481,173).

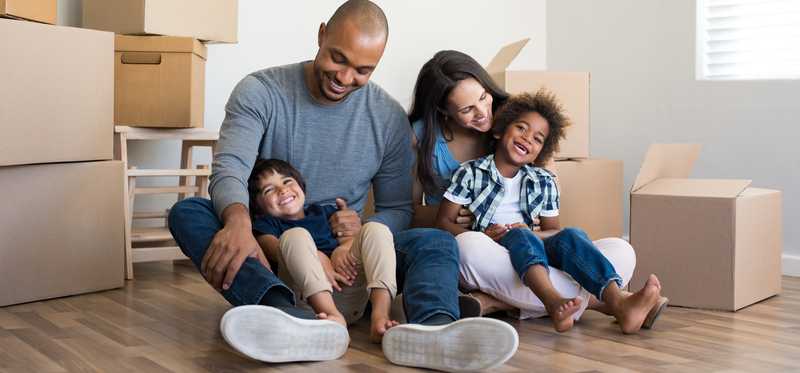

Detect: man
168,1,518,370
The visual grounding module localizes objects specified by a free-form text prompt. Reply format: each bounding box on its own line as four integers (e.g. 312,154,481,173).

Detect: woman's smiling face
445,77,494,133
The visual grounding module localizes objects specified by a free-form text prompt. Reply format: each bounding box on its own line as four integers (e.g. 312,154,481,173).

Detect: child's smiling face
495,111,550,167
254,171,306,220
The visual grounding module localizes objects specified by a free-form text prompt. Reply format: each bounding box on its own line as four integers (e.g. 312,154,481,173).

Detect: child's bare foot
317,312,347,328
370,314,399,343
616,274,661,334
546,298,582,332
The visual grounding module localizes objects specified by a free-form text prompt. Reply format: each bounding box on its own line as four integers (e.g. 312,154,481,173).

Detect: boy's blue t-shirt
252,203,339,255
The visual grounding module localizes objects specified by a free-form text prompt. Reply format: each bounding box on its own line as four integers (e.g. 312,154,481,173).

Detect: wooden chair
114,126,219,279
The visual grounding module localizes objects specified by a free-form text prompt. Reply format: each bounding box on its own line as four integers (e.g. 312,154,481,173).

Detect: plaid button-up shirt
443,154,559,232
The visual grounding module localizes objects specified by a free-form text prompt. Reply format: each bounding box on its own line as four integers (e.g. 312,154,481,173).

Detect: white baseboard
784,254,800,277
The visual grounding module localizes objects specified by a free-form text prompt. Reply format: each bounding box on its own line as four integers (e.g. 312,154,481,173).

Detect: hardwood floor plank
1,262,797,372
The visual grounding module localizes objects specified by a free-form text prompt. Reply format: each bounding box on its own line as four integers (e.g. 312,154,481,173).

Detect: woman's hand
331,245,359,282
484,224,510,242
317,251,350,291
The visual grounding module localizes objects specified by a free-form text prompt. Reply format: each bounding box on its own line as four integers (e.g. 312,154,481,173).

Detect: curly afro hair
491,89,571,166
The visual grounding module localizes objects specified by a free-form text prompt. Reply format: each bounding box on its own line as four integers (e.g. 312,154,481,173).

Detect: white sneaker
220,305,349,363
382,317,519,372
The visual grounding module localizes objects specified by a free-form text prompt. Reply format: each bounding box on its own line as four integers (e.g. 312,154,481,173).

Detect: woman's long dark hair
408,50,509,197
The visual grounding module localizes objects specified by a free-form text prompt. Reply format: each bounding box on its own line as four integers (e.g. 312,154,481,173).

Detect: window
697,0,800,80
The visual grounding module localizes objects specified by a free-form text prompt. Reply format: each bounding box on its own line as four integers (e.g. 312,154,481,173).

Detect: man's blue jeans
499,227,623,300
168,198,460,323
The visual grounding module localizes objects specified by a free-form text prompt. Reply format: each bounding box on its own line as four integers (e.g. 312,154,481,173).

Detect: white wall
547,1,800,270
58,0,547,216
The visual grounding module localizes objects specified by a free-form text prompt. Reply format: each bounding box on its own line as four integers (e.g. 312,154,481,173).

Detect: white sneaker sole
382,317,519,372
220,305,349,363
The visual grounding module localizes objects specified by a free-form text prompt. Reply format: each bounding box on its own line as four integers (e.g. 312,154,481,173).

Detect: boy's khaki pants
276,222,397,324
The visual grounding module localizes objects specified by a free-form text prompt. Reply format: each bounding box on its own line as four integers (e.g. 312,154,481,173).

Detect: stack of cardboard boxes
1,4,125,306
82,0,239,128
487,39,624,241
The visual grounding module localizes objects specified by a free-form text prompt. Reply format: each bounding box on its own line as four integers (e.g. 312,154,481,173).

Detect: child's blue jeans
499,227,623,300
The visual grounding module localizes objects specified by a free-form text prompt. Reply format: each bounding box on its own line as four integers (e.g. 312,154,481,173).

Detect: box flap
635,178,752,198
631,144,702,192
486,38,530,75
115,35,207,59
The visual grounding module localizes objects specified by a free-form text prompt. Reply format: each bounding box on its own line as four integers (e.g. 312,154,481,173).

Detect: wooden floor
2,261,799,373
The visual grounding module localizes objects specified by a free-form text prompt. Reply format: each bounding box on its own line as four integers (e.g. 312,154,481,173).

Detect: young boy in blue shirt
248,159,399,343
436,91,666,334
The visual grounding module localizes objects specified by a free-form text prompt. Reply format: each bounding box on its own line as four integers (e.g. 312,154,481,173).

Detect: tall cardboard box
551,159,624,240
487,39,590,160
0,0,56,24
629,144,782,311
0,161,125,307
0,19,114,167
115,35,207,128
83,0,238,43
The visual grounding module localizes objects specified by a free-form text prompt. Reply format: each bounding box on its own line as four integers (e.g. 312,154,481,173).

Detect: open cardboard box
0,19,113,167
83,0,238,43
0,0,56,24
115,35,207,128
487,39,590,160
629,144,782,311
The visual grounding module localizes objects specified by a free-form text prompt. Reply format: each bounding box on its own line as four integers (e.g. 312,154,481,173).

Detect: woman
408,50,663,325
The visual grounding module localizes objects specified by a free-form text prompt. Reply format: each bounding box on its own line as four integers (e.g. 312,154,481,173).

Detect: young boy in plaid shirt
436,90,666,334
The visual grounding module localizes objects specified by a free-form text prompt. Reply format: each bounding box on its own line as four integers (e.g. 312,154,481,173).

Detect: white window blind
698,0,800,80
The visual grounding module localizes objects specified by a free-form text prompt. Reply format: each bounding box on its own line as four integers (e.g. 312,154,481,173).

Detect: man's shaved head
326,0,388,40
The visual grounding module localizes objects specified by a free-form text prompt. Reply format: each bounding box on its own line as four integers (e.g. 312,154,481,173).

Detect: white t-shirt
491,171,526,225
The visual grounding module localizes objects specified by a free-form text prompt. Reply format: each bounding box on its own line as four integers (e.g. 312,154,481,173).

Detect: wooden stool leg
178,142,193,201
125,166,137,280
196,165,210,199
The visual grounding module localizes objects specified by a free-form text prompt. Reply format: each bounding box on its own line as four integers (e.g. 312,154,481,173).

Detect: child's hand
456,206,475,229
331,245,359,282
317,251,349,291
485,224,511,242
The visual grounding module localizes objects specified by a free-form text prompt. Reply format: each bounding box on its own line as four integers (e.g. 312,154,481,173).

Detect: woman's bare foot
370,314,399,343
615,275,661,334
316,312,347,328
546,298,582,332
469,291,514,316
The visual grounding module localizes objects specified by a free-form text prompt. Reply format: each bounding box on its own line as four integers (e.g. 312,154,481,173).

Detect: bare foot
546,298,582,332
616,274,661,334
370,315,399,343
316,312,347,328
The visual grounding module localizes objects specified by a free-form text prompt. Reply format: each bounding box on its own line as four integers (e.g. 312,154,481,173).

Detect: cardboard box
0,0,56,24
115,35,207,128
0,161,125,307
487,39,590,160
83,0,238,43
629,144,782,311
550,159,624,240
0,19,114,167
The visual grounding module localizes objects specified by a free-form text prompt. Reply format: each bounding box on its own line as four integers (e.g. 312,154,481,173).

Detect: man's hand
318,251,350,291
456,206,475,229
329,198,362,238
532,216,541,231
484,223,511,242
331,245,359,281
201,215,267,291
